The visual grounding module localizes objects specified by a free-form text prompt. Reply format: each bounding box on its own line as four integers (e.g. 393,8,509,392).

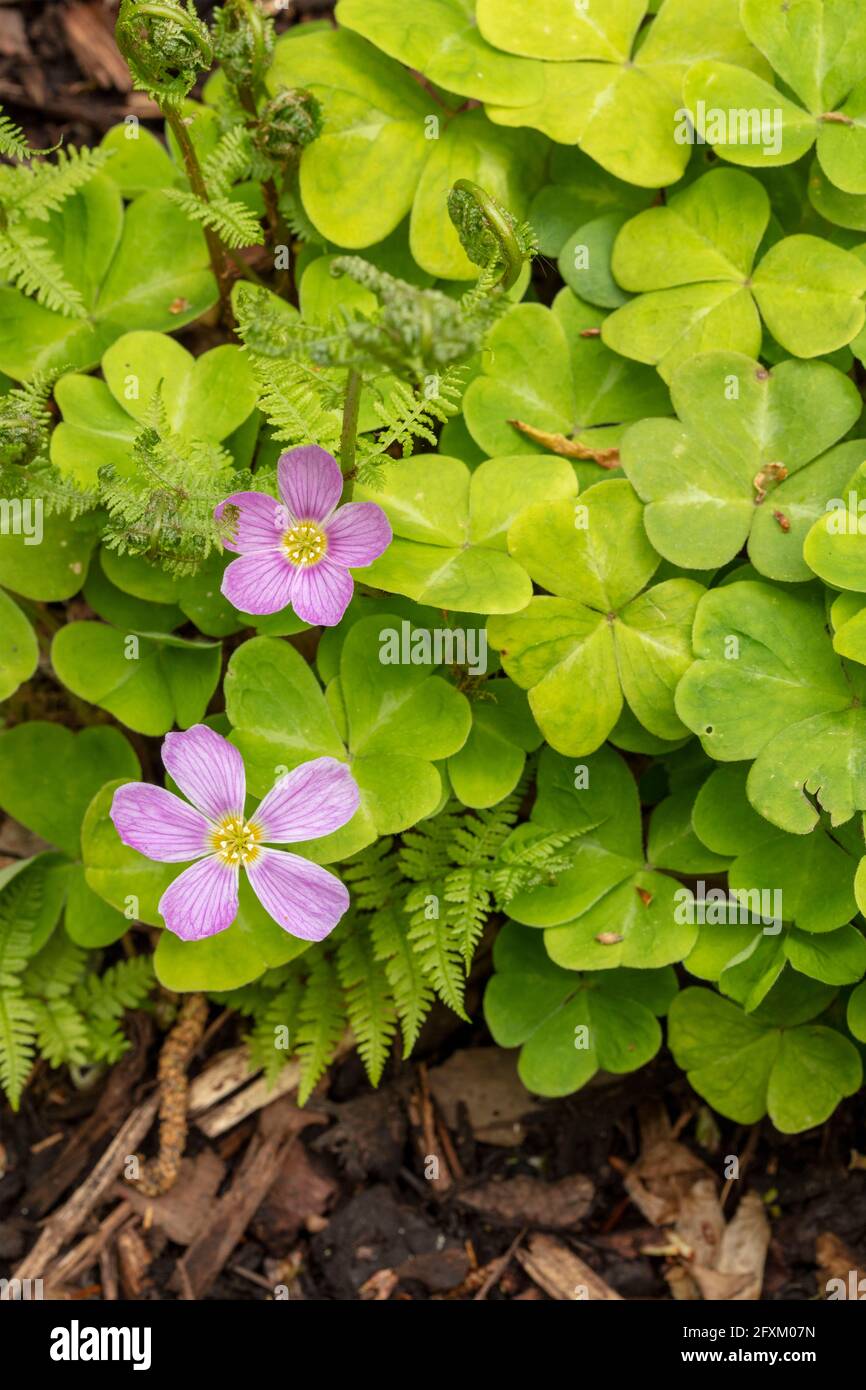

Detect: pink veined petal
111,783,211,862
246,848,349,941
162,724,245,823
221,550,296,615
277,446,343,523
255,756,360,843
289,558,353,627
325,502,392,568
159,855,239,941
215,491,285,554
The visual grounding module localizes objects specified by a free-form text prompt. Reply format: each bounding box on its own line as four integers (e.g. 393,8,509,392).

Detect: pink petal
278,446,343,522
290,558,353,627
159,855,239,940
246,848,349,941
215,491,285,554
162,724,245,822
111,783,211,862
255,756,360,843
221,550,296,615
325,502,392,568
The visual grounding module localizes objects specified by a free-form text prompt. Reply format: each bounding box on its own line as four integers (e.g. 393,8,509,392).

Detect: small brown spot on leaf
636,887,653,906
595,931,624,944
169,297,190,315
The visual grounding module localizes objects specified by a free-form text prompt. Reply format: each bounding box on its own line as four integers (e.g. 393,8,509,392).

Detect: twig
474,1228,527,1302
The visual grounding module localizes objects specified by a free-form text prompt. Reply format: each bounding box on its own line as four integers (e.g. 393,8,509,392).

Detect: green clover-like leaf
51,331,257,488
463,292,670,469
621,350,863,576
353,452,577,613
480,0,768,187
484,919,677,1097
684,0,866,192
676,580,866,833
692,762,862,932
0,722,140,858
488,480,703,754
505,745,705,970
668,985,862,1132
0,589,37,701
603,170,866,377
225,620,471,857
50,622,222,736
0,183,216,381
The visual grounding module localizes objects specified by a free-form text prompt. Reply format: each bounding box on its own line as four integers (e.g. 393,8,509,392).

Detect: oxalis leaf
692,763,862,934
488,480,704,755
505,745,706,971
620,349,863,577
50,623,221,737
51,331,257,489
0,722,139,858
668,986,861,1133
353,452,577,613
479,0,768,188
224,619,471,858
484,920,678,1098
675,579,866,834
603,169,866,378
463,291,670,467
683,0,866,193
0,184,216,381
0,590,37,702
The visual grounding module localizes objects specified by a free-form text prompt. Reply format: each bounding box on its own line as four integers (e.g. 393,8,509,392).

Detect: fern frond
165,187,263,249
0,226,85,318
444,868,491,967
246,976,304,1086
405,889,468,1020
16,146,111,221
341,838,401,912
74,954,154,1023
31,998,90,1068
0,109,30,160
251,356,341,449
0,993,36,1110
370,905,434,1055
23,930,86,999
0,864,46,988
294,956,346,1104
337,919,397,1087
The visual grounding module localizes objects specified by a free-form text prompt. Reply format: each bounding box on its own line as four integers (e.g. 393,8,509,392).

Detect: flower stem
339,367,363,490
164,106,232,321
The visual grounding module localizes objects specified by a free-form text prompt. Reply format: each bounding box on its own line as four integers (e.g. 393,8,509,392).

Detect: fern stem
339,367,363,489
164,107,232,321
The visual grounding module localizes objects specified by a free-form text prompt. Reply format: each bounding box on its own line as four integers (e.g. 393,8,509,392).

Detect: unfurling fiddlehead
252,88,322,166
115,0,213,108
212,0,275,102
447,179,537,293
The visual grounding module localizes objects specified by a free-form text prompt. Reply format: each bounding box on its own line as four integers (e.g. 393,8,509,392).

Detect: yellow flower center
210,815,262,866
282,519,328,567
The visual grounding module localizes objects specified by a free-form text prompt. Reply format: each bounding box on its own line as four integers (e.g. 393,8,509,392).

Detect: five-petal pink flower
215,445,391,626
110,725,359,943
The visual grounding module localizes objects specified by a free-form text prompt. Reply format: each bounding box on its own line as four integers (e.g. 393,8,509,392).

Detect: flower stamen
210,814,262,866
282,519,328,567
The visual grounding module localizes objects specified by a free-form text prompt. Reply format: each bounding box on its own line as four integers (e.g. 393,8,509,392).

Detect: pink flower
110,724,359,943
214,445,391,626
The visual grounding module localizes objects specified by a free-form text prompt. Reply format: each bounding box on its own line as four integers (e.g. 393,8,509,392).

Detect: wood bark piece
4,1094,159,1295
193,1034,353,1137
174,1101,317,1299
61,3,134,90
516,1233,622,1301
